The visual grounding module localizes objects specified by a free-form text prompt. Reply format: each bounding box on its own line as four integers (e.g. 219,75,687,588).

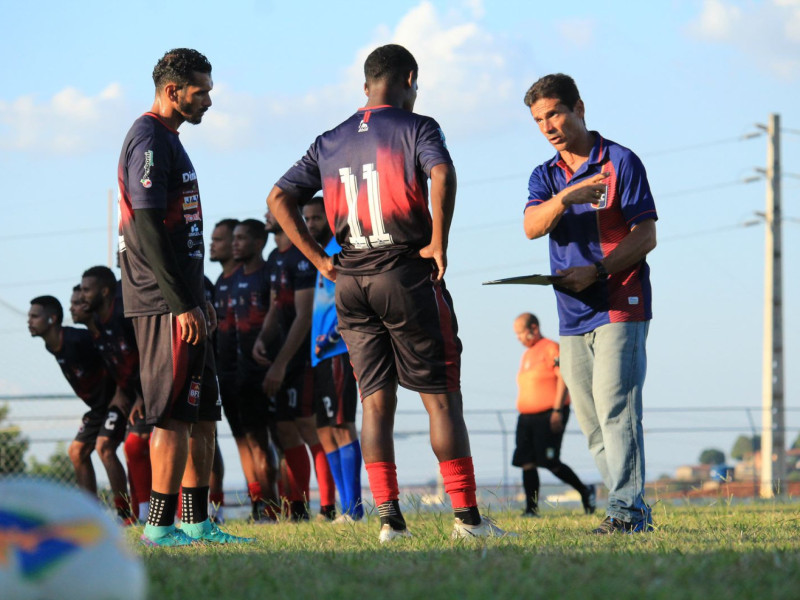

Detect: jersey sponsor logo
187,239,201,248
188,223,202,237
141,150,154,188
182,171,197,183
357,120,368,133
183,194,199,211
189,250,203,259
184,213,201,223
298,259,310,272
592,185,608,210
188,378,201,406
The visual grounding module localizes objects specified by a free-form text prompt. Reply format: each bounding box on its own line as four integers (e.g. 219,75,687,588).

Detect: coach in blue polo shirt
522,73,657,534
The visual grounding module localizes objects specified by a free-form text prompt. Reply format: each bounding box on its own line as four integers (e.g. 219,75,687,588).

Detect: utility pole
760,113,785,498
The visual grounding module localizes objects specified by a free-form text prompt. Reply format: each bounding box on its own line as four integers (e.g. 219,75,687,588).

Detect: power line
641,132,763,158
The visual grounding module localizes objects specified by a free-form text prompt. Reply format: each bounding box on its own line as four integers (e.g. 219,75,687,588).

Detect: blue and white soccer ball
0,477,146,600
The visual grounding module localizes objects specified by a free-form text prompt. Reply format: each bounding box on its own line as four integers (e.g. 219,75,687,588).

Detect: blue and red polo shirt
526,133,657,335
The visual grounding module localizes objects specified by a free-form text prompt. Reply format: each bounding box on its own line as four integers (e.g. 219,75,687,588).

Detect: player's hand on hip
549,410,564,434
562,172,610,206
318,256,337,282
555,265,598,293
205,300,218,335
419,244,447,282
262,361,286,397
177,306,207,345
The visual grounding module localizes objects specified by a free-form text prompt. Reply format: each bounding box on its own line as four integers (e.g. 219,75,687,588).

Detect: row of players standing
209,201,362,523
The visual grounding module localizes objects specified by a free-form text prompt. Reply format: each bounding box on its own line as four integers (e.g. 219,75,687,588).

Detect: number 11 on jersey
339,163,393,249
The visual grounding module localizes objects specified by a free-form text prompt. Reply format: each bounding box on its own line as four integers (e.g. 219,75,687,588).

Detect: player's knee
521,463,537,471
544,460,562,473
95,437,118,460
68,441,90,465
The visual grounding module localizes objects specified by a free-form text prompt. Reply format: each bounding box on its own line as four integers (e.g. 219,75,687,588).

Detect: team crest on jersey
141,150,154,188
357,120,369,133
188,378,201,406
298,260,310,272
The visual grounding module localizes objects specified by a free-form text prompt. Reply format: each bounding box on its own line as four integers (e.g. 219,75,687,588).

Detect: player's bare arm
266,185,336,282
253,289,279,368
419,163,456,282
524,172,610,240
557,219,657,293
550,369,568,434
262,286,314,397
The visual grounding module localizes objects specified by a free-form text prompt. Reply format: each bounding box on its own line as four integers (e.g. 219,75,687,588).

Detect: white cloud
0,84,128,154
1,2,522,155
687,0,800,80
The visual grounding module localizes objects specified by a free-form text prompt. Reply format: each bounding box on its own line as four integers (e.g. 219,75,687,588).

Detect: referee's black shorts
132,313,221,427
335,256,462,398
512,406,570,468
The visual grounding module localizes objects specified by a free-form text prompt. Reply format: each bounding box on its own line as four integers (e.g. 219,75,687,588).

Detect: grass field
128,500,800,600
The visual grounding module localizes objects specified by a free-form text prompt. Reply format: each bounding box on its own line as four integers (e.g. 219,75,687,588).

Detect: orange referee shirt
516,337,569,414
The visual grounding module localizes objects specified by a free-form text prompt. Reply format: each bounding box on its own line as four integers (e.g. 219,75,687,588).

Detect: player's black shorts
313,354,358,428
335,256,462,398
111,385,152,435
218,370,244,438
75,406,126,445
132,313,222,426
274,364,314,422
512,406,571,467
234,367,274,435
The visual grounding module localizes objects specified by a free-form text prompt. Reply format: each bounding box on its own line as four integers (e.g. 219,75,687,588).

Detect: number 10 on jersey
339,163,393,249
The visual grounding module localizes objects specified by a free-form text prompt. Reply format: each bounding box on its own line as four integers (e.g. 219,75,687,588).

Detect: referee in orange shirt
512,313,595,516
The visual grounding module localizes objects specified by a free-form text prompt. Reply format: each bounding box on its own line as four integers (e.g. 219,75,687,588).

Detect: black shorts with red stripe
313,354,358,428
132,313,221,426
274,364,314,422
335,256,462,398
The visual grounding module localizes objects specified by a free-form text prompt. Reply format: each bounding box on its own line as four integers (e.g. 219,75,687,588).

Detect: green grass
128,501,800,600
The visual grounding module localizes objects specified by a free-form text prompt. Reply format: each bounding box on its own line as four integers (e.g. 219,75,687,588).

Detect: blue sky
2,0,800,488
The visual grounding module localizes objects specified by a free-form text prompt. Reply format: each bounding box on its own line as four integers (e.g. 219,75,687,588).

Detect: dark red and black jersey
233,263,270,373
214,267,241,375
92,295,140,396
266,245,316,371
276,105,452,274
48,327,115,412
118,112,206,316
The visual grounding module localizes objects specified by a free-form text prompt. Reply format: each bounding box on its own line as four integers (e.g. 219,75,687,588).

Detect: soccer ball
0,477,146,600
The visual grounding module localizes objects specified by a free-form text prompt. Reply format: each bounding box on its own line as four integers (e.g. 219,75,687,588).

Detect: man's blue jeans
560,321,649,523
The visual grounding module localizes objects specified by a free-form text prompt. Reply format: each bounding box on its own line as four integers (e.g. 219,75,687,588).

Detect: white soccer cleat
378,524,413,544
332,513,357,524
451,516,513,539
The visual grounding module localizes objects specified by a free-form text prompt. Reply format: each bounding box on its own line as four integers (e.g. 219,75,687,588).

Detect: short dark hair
214,218,240,234
236,219,268,244
82,266,116,293
523,73,581,110
72,284,81,293
152,48,212,91
302,196,325,210
364,44,418,85
519,312,539,329
30,295,63,324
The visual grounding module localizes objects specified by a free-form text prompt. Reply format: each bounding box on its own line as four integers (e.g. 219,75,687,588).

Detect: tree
27,442,76,485
699,448,725,465
731,434,761,461
791,433,800,450
0,404,29,474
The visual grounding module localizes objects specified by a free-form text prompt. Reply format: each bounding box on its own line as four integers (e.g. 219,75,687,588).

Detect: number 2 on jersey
339,163,393,249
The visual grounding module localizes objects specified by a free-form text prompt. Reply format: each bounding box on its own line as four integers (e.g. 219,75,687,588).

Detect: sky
2,0,800,491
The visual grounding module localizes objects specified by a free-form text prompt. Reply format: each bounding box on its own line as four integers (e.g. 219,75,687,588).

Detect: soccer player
264,44,507,541
230,218,280,520
80,268,152,523
28,294,130,518
302,196,363,521
522,73,657,533
117,47,249,546
204,274,226,524
253,210,335,521
512,312,595,517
